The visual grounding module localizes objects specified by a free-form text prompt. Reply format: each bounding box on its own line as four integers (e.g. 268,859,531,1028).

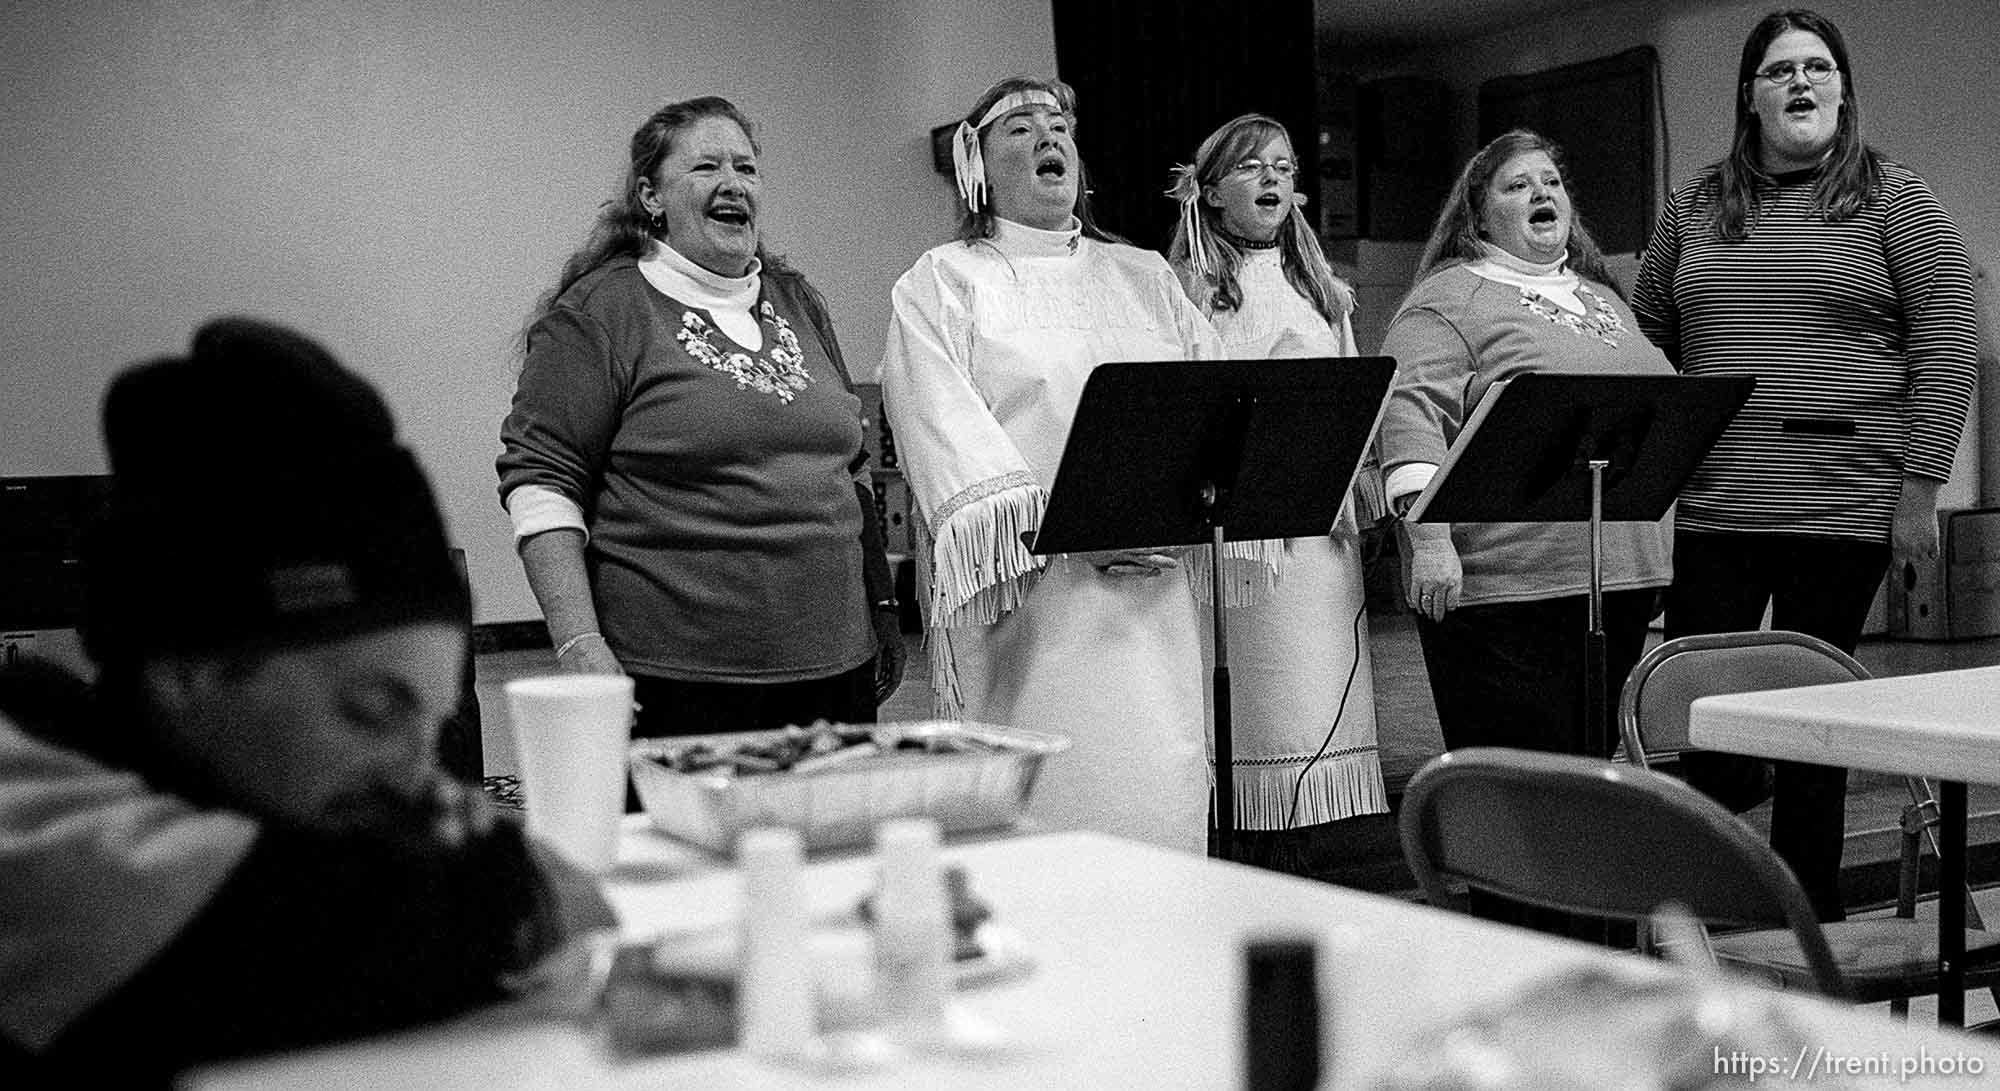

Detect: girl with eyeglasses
1631,8,1979,923
1166,113,1389,872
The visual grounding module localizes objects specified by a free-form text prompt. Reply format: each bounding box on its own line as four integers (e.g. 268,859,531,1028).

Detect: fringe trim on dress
924,479,1047,627
919,479,1047,719
1349,463,1389,527
1184,538,1289,607
1187,467,1383,607
1214,747,1389,830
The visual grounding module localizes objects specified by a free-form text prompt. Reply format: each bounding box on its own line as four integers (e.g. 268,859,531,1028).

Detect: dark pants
625,660,878,810
1417,589,1658,758
1214,819,1373,881
1664,530,1889,922
1417,589,1658,940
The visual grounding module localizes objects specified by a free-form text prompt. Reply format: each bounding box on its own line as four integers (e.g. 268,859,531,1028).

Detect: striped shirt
1630,159,1978,543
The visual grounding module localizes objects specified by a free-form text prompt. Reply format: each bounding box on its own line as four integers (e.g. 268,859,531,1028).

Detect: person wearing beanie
0,318,613,1086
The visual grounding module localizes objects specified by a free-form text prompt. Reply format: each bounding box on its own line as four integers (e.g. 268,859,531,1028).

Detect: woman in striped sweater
1631,8,1979,922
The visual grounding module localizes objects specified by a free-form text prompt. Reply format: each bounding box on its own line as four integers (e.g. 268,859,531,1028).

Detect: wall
1328,0,1999,505
0,0,1056,623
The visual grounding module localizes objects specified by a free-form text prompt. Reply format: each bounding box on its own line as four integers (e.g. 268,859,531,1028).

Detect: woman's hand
333,772,499,856
871,606,907,703
504,840,622,1014
1077,549,1182,577
1401,523,1462,621
1892,474,1943,578
423,773,499,850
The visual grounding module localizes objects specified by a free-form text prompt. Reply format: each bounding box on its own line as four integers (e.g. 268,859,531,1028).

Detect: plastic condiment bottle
737,827,814,1061
872,817,951,1045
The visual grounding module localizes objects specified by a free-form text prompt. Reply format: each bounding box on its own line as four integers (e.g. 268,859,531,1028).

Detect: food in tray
627,721,1067,853
642,720,1019,776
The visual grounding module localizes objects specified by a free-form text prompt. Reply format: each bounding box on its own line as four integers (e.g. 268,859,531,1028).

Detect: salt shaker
738,827,814,1060
872,817,950,1043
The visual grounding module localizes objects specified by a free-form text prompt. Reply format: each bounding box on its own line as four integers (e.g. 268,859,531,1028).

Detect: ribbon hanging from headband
952,88,1064,213
1166,163,1212,278
1169,167,1323,282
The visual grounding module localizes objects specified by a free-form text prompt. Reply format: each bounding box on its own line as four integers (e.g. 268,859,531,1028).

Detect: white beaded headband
952,89,1064,213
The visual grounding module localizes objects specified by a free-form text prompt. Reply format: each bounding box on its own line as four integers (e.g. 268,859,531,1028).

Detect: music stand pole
1025,357,1399,865
1403,372,1755,767
1585,459,1608,758
1204,515,1234,857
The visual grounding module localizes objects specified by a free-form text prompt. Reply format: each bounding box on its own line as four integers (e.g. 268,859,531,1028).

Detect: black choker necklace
1220,229,1280,251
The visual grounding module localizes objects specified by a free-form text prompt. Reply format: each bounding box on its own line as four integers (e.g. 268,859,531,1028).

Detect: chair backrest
1617,630,1869,767
1398,747,1850,998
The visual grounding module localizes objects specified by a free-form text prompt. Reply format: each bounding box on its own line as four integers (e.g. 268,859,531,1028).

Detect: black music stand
1404,373,1755,757
1028,357,1396,861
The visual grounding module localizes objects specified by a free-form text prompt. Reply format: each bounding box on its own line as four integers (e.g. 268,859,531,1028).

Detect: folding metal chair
1616,630,2000,1013
1400,747,1849,998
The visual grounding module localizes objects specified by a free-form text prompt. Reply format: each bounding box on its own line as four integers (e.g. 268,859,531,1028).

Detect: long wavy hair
1410,128,1618,292
522,96,783,343
954,76,1122,246
1166,113,1352,329
1701,8,1878,240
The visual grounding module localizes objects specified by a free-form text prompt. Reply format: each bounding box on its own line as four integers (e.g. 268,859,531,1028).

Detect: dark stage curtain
1052,0,1320,254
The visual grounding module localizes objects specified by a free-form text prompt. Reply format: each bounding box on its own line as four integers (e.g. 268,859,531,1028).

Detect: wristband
872,598,901,612
554,631,604,660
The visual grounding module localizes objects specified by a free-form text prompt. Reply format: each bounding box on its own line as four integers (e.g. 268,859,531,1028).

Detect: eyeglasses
1753,58,1839,85
1229,157,1297,180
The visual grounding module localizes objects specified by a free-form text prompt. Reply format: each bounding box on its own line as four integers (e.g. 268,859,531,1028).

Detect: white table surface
1688,664,2000,1028
1688,664,2000,782
191,820,2000,1090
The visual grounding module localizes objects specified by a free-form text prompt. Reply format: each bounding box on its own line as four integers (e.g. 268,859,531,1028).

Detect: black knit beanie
79,317,468,663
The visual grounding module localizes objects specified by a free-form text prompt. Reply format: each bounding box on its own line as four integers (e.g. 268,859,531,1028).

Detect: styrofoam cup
504,673,633,871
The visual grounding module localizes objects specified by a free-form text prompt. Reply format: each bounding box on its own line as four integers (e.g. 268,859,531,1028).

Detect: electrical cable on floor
1281,596,1371,831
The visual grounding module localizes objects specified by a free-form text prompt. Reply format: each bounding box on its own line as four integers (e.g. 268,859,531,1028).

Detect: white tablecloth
193,820,2000,1089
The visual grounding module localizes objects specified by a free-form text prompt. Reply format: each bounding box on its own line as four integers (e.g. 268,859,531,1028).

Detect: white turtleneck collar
987,215,1084,258
1468,241,1583,314
638,239,764,349
1476,240,1564,276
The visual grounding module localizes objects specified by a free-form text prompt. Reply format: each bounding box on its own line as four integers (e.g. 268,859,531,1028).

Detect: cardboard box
854,382,898,471
1887,507,2000,640
871,471,913,556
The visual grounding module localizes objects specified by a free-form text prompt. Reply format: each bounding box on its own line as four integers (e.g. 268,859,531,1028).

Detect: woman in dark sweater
498,96,903,741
